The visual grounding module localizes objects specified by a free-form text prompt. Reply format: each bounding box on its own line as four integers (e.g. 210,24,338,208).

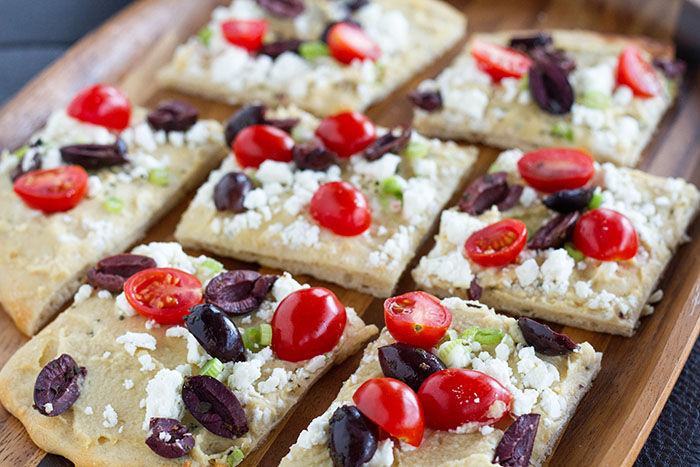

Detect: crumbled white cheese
515,259,540,288
123,379,134,390
571,104,605,130
280,219,320,248
519,187,538,207
143,369,185,430
416,251,473,290
103,404,118,428
257,367,290,394
139,354,156,372
116,332,157,356
351,153,401,180
516,347,560,391
97,290,112,299
540,249,575,296
74,284,93,304
84,406,94,415
132,242,196,274
402,177,436,224
115,292,137,317
257,160,293,185
365,439,395,467
493,149,523,173
442,210,487,246
43,403,54,414
613,85,634,106
243,188,268,210
539,387,564,421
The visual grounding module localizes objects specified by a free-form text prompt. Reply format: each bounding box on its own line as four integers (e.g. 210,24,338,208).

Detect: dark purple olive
363,126,412,162
182,375,248,439
328,405,378,467
147,101,199,133
518,317,579,356
60,139,128,169
256,0,305,18
496,185,523,212
459,172,509,215
493,413,540,467
10,150,41,182
87,254,157,293
145,417,195,459
528,57,574,115
204,270,278,315
185,304,246,363
264,117,299,134
509,33,553,54
293,144,337,171
213,172,255,213
33,354,86,417
409,90,443,112
542,188,594,213
259,39,303,58
378,342,446,392
467,277,483,301
225,105,267,148
542,49,576,75
652,57,686,79
527,211,579,250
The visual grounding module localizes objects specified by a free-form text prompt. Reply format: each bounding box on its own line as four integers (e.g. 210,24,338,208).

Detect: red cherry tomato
271,287,347,362
384,292,452,349
310,181,371,236
471,39,532,82
418,369,512,431
221,19,268,52
13,165,88,213
353,377,425,447
617,45,662,98
327,22,381,65
124,268,203,325
465,219,528,267
233,124,294,168
517,148,595,193
573,208,638,261
66,84,131,131
315,111,376,158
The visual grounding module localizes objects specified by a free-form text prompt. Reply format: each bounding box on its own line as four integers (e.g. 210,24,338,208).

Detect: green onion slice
579,90,610,110
199,358,224,378
198,27,213,46
259,323,273,347
148,168,170,187
103,196,123,213
588,192,603,210
226,448,245,467
564,242,585,262
405,141,428,159
299,41,329,60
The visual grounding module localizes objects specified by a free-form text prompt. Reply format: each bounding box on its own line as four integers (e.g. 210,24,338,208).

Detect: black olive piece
213,172,255,213
378,342,447,392
518,317,579,356
328,405,378,467
493,413,540,467
542,188,594,213
145,417,195,459
204,270,278,315
33,354,87,417
185,303,246,363
182,375,248,439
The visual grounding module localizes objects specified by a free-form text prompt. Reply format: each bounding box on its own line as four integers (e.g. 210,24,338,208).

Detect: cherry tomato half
124,268,203,325
384,291,452,349
221,19,268,52
353,377,425,447
617,45,662,98
465,219,528,267
66,84,131,131
418,369,512,431
517,148,595,193
310,181,371,236
315,111,376,158
13,165,88,213
271,287,347,362
471,39,532,82
573,208,638,261
327,22,381,65
233,124,294,168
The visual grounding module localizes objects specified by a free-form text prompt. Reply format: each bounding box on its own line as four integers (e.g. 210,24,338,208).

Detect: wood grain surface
1,0,698,466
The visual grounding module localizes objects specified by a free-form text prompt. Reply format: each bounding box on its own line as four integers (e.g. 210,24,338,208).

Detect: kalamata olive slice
145,417,195,459
467,277,483,301
518,317,579,356
257,0,305,18
363,126,412,162
259,39,303,58
496,185,524,212
328,405,378,467
345,0,369,11
378,342,447,392
60,139,128,169
409,90,443,112
541,49,576,75
185,304,246,363
147,101,199,133
204,270,278,315
10,150,41,182
33,354,86,417
293,144,337,171
182,375,248,439
213,172,255,213
459,172,509,215
224,105,299,148
542,188,594,213
493,413,540,467
509,33,553,54
527,211,579,250
652,57,686,79
529,57,574,115
87,254,157,293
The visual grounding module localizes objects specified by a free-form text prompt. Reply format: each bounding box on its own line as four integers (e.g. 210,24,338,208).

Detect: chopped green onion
375,61,386,82
520,75,529,91
460,326,479,341
564,242,585,262
199,358,224,378
243,327,261,352
13,145,29,160
473,328,504,345
551,122,574,141
588,192,603,210
226,448,245,467
198,258,224,276
579,90,610,110
102,196,123,213
148,168,170,187
299,41,329,60
405,141,428,159
290,126,309,143
445,329,459,341
438,340,464,362
380,176,403,199
198,27,213,46
259,323,272,347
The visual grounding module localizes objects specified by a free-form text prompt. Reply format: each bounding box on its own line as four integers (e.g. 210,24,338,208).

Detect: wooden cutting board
1,0,699,466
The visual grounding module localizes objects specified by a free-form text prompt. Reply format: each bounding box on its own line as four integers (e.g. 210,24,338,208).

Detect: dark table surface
1,1,698,466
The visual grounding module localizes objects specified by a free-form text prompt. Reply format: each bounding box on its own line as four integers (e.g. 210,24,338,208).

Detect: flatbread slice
159,0,465,117
280,297,601,466
0,242,378,466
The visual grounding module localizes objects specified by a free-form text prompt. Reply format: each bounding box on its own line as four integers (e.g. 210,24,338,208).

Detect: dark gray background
1,1,698,465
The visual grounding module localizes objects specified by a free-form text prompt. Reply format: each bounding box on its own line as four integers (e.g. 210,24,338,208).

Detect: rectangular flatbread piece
0,242,378,467
280,297,602,466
